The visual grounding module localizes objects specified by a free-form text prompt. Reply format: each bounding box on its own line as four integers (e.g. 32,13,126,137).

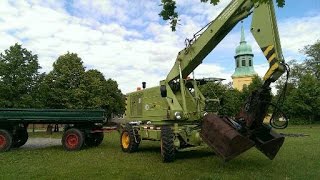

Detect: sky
0,0,319,93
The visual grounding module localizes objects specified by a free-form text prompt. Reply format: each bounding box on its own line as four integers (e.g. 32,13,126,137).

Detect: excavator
120,0,289,162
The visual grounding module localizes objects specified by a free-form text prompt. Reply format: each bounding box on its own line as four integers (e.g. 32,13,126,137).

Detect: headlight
174,112,182,120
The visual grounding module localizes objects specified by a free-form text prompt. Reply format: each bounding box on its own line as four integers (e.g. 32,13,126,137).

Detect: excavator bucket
200,114,255,161
200,113,285,161
252,125,285,160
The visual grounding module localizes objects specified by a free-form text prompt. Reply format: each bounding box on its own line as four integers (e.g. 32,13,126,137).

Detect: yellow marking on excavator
263,45,274,56
268,53,276,63
263,63,279,81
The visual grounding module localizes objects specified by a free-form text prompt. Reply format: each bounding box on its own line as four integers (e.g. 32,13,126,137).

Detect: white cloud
0,0,318,94
194,63,232,82
279,14,320,54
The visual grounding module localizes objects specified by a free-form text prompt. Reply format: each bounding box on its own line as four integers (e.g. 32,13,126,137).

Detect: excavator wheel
120,124,140,153
160,126,175,163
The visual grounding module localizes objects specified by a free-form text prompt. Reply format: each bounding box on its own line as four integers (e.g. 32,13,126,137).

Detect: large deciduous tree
275,40,320,123
40,52,86,109
80,70,125,119
302,40,320,79
40,52,125,118
0,43,43,108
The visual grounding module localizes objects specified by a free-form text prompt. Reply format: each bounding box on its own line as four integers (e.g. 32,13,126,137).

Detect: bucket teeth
200,113,284,161
252,126,285,160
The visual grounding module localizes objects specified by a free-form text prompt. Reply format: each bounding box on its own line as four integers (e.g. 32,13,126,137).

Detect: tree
302,40,320,79
241,75,263,99
40,53,125,118
40,52,86,109
80,70,125,119
200,81,243,116
283,74,320,123
0,43,43,108
275,40,320,123
159,0,286,31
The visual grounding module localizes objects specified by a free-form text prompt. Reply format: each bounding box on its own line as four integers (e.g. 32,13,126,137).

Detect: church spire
232,24,258,91
240,23,246,44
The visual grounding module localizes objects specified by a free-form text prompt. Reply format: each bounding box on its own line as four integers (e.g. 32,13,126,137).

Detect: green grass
0,125,320,180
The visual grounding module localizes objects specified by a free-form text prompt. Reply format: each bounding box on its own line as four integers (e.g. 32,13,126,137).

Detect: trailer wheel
161,126,175,162
120,124,140,152
85,132,104,147
13,128,28,148
62,128,84,151
0,129,13,152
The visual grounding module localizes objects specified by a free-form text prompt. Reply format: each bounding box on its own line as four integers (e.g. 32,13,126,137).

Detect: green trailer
0,108,109,152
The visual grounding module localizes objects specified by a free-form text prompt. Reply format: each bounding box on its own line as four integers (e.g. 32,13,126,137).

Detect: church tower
232,25,258,91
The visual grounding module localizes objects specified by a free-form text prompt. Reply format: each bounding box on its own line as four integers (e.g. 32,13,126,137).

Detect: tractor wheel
120,124,140,152
161,126,175,162
0,129,13,152
85,132,104,147
62,128,85,151
13,127,28,148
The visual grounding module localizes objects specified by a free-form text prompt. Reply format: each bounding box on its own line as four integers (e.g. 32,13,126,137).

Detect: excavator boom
166,0,285,84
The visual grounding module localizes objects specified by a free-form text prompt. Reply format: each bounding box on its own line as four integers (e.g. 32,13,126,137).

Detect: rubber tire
161,126,175,163
62,128,85,151
0,129,13,152
120,124,140,153
85,132,104,147
12,128,28,148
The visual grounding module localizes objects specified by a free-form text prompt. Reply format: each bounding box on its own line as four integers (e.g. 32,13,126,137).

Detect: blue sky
0,0,319,93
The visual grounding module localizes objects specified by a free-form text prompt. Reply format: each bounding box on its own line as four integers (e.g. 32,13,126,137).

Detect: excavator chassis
121,112,284,162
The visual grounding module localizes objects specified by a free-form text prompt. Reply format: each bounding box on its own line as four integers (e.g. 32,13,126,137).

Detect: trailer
0,108,114,152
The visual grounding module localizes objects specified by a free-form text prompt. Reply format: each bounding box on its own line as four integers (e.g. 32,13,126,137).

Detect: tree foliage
40,52,86,109
0,43,125,117
275,40,320,123
159,0,286,31
200,82,243,116
302,40,320,79
80,70,125,118
0,43,43,108
39,52,125,117
241,75,263,98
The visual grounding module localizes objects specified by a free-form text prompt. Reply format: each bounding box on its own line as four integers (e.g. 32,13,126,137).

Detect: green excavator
120,0,289,162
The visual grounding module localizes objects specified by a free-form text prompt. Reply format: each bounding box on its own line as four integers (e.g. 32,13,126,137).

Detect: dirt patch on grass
21,138,61,149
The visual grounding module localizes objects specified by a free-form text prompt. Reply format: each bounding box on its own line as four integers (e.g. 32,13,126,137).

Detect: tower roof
235,25,253,57
232,24,257,78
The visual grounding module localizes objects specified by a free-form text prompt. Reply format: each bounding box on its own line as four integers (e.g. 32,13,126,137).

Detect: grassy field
0,125,319,180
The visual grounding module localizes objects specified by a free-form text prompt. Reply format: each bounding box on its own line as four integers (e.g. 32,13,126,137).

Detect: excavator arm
166,0,253,82
166,0,285,84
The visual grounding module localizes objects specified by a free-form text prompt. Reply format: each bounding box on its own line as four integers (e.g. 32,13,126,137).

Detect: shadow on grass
137,146,160,153
176,150,215,160
10,145,63,152
137,145,215,160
